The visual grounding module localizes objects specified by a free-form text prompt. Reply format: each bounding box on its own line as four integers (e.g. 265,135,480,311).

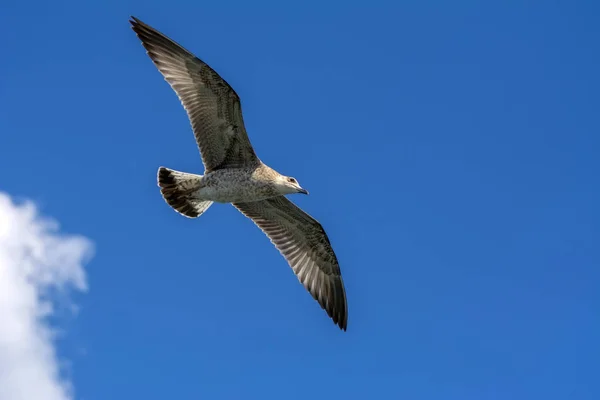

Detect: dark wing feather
130,17,259,171
233,196,348,330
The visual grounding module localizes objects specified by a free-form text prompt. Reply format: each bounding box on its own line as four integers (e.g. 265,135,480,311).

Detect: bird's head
277,175,309,195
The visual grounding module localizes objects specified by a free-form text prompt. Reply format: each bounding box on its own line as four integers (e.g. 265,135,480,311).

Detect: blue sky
1,1,599,399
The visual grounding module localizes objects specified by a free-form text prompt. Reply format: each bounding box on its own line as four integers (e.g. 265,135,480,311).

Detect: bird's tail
157,166,213,218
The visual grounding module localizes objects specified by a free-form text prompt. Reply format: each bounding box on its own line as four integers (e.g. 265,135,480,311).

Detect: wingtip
337,314,348,331
332,301,348,331
129,16,143,29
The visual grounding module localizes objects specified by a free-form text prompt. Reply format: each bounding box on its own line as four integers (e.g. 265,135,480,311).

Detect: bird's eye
288,177,296,183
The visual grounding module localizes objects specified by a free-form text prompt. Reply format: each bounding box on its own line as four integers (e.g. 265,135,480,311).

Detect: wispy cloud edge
0,192,94,400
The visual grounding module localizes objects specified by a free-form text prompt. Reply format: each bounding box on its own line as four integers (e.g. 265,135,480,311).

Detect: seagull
130,16,348,330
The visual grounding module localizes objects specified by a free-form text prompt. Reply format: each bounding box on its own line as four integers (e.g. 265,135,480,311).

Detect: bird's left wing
130,17,259,171
233,196,348,330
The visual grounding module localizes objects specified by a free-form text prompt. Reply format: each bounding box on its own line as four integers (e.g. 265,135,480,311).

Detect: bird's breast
197,168,278,203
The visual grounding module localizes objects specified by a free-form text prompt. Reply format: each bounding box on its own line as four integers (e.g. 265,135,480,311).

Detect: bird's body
194,165,292,204
130,16,348,330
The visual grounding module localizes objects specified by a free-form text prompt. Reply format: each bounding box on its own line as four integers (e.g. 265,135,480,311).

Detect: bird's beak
298,188,309,195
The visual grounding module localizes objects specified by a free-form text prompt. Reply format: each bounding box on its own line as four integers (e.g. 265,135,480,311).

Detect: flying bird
130,16,348,330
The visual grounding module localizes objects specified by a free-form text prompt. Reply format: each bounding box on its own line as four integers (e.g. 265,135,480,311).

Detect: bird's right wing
130,17,259,171
233,196,348,330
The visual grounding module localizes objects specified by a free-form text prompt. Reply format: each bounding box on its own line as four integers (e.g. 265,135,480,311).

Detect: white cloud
0,192,93,400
